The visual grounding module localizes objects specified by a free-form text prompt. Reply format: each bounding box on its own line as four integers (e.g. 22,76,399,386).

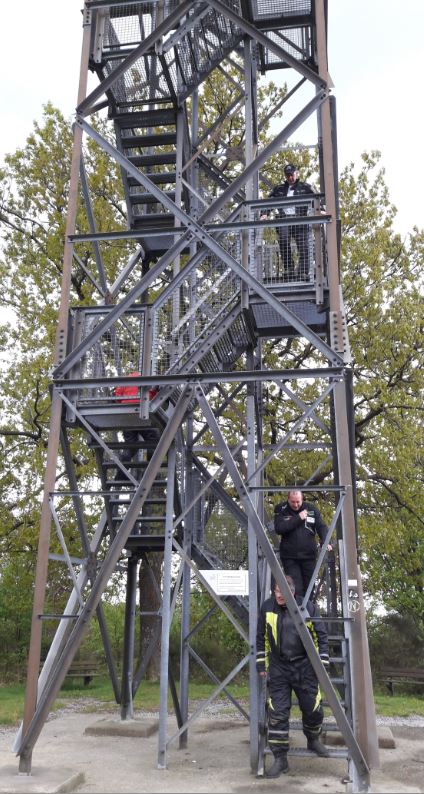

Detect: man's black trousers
281,557,317,598
267,657,323,756
277,225,310,279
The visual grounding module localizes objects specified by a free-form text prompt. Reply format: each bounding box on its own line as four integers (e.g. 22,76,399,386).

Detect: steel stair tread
125,534,166,550
112,515,166,522
110,497,167,505
113,109,176,128
263,746,348,759
129,191,176,205
127,153,177,167
120,132,177,148
127,172,177,187
132,213,175,228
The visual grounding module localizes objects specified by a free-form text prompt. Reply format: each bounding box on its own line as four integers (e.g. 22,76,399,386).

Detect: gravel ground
1,700,423,794
2,696,424,732
3,697,424,734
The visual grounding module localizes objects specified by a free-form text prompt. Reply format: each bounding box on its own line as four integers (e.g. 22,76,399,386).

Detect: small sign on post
200,569,249,596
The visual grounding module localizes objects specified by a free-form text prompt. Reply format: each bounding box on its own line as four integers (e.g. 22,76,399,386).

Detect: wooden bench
65,660,101,686
40,659,101,686
379,667,424,696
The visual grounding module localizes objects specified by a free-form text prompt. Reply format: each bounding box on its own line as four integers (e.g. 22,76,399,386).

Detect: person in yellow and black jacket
256,575,330,778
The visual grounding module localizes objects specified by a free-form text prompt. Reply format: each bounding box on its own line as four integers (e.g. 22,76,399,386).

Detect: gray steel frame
17,2,378,791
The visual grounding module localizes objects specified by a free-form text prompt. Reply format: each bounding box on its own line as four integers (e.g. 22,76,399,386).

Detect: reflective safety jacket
256,595,329,673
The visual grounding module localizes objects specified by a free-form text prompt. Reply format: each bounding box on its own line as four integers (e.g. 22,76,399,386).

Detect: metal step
107,479,158,487
120,132,177,149
111,497,167,506
127,152,177,167
132,213,175,229
125,534,166,551
261,744,348,761
114,109,176,129
127,172,177,187
106,485,167,494
129,191,176,206
112,515,166,523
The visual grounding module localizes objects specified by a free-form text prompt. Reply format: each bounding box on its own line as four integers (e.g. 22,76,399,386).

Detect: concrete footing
322,726,396,749
84,717,159,738
0,766,84,794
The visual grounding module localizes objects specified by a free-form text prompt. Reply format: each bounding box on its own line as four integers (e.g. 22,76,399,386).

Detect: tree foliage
339,152,424,622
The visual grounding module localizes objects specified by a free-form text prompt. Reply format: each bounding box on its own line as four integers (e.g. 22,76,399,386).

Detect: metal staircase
94,1,245,106
16,3,379,792
115,106,181,248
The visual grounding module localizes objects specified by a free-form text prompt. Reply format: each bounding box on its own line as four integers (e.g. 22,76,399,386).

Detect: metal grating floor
250,299,326,337
250,0,312,19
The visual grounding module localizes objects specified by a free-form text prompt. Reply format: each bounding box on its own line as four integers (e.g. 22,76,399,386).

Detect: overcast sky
0,1,422,238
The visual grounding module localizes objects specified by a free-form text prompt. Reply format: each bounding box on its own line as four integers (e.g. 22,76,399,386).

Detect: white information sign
200,569,249,596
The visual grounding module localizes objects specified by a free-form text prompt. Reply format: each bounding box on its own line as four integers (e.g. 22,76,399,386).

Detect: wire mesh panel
151,238,242,378
101,3,174,104
69,308,147,403
173,2,243,101
202,500,248,570
250,0,312,20
262,27,313,68
97,1,244,106
253,197,322,285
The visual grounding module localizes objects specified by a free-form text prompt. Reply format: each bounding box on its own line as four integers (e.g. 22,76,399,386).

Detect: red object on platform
114,371,158,403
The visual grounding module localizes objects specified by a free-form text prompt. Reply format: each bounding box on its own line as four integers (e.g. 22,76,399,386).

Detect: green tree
339,152,424,624
0,104,127,677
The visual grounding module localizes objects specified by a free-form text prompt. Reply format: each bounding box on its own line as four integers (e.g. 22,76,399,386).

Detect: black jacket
268,178,315,217
256,594,329,673
274,500,328,560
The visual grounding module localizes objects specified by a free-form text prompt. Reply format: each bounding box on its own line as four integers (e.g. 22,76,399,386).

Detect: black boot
307,737,330,757
266,753,289,777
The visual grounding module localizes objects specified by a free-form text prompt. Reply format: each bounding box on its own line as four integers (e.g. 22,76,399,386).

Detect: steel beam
18,16,94,773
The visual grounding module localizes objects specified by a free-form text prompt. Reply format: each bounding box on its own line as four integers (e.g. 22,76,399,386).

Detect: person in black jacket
274,489,332,598
261,163,315,281
256,575,330,777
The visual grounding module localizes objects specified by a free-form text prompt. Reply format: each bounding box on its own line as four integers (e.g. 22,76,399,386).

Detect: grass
0,677,250,727
1,678,423,728
373,690,424,718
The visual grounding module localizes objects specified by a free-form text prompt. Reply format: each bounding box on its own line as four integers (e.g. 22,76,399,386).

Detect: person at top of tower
274,489,332,599
256,574,330,777
260,163,315,282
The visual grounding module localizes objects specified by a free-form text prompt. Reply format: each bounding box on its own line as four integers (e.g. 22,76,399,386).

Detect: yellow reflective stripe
266,611,278,645
313,686,322,712
306,618,319,650
264,610,278,670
